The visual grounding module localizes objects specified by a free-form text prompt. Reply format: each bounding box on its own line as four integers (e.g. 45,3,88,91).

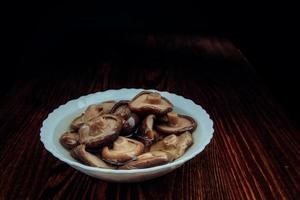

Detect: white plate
40,88,214,182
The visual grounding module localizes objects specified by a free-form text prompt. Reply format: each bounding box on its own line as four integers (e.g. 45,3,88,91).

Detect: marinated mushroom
101,136,144,165
60,91,197,170
155,112,197,135
138,114,159,145
79,114,122,148
71,101,116,131
110,100,140,136
119,151,173,169
150,131,193,159
60,132,79,149
71,144,113,168
129,91,173,115
71,114,85,131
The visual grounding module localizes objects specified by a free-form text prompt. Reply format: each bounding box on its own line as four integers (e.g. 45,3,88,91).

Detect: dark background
3,2,298,124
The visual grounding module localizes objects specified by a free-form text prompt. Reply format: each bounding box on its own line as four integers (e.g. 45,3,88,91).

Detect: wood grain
0,35,299,200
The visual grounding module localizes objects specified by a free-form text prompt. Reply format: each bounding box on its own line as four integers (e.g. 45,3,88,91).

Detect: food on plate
71,101,116,131
129,91,173,115
138,114,160,146
119,151,174,169
101,136,144,165
155,112,197,135
60,91,197,169
150,131,193,159
78,114,122,148
71,144,114,168
60,132,79,149
110,100,140,136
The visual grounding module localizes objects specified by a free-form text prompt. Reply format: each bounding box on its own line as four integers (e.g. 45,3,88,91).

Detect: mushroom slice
71,101,116,130
155,112,197,135
84,100,116,120
119,151,173,169
138,114,159,145
101,136,144,165
71,144,113,168
60,132,79,149
129,91,173,115
150,131,193,159
110,101,140,136
71,114,85,131
79,114,122,148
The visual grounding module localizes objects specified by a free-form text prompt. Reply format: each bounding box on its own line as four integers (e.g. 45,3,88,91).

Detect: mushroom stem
146,92,161,104
167,112,179,125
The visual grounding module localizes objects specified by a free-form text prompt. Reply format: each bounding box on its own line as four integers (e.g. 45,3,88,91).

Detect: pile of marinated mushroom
60,91,197,169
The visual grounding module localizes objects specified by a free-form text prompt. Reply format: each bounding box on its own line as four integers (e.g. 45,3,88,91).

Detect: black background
3,2,298,124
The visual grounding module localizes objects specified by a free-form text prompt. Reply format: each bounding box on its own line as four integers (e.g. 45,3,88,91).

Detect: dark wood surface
0,35,299,200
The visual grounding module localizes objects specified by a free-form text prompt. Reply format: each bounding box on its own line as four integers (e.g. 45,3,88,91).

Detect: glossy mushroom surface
138,114,159,145
129,91,173,115
79,114,122,148
71,144,113,168
60,132,79,149
119,151,173,169
150,131,193,159
110,101,140,136
101,136,144,165
71,101,116,131
155,112,197,135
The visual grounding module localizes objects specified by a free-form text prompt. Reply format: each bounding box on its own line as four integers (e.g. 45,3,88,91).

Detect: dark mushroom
60,132,79,149
71,101,116,131
110,100,140,136
155,112,197,135
138,114,160,145
101,136,144,165
150,131,193,159
71,144,114,168
129,91,173,115
119,151,173,169
156,115,169,123
79,114,122,148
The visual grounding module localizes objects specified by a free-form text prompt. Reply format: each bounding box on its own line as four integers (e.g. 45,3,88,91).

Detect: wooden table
0,35,299,199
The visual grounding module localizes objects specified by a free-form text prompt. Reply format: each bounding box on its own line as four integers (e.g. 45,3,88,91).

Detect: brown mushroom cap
101,136,144,165
138,114,159,145
119,151,173,169
150,131,193,159
110,100,131,119
71,101,116,130
71,144,114,168
110,101,140,135
60,132,79,149
155,112,197,135
129,91,173,115
79,114,122,148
